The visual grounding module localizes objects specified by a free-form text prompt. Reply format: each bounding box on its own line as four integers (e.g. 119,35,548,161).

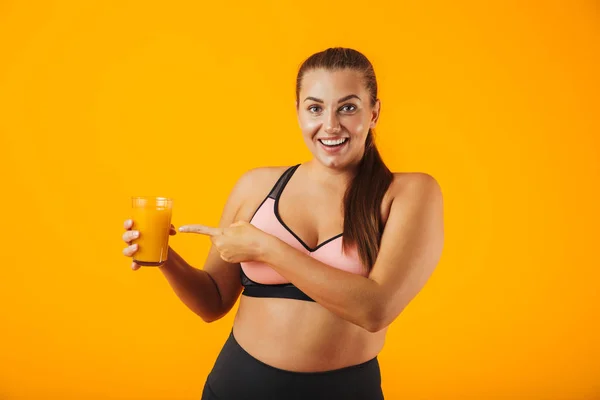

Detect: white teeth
320,138,347,146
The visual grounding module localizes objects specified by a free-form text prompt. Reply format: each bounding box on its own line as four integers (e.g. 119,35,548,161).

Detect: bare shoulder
377,172,444,253
230,165,291,222
378,173,441,226
236,166,290,190
389,172,442,199
384,172,443,222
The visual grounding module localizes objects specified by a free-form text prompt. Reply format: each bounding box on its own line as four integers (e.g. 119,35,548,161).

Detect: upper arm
369,173,445,325
202,167,286,314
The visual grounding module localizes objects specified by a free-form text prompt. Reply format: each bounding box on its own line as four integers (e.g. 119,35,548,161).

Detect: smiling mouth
317,138,349,148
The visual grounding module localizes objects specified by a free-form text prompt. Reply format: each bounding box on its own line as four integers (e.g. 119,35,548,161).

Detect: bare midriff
232,295,387,372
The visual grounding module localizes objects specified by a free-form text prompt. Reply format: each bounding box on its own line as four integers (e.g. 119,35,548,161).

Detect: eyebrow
303,94,361,103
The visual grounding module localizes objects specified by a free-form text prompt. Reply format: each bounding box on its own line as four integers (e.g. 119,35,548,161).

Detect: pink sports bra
240,164,368,302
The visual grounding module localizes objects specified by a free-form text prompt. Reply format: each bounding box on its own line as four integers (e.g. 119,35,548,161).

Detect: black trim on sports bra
240,255,315,301
242,283,314,302
247,164,298,223
240,164,317,302
273,164,344,252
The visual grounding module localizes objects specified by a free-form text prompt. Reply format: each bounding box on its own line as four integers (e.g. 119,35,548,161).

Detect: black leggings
201,331,384,400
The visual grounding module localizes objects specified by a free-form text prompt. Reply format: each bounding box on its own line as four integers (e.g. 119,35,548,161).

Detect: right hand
122,219,177,271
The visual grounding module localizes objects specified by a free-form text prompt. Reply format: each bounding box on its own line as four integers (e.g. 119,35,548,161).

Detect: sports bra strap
268,164,300,200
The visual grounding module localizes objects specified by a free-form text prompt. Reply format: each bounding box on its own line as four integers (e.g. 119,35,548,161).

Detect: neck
304,159,358,190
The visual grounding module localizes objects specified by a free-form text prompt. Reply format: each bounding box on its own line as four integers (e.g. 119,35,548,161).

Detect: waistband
205,330,384,400
228,329,379,376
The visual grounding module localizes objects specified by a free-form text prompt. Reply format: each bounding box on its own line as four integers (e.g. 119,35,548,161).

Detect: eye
308,105,322,113
340,104,357,113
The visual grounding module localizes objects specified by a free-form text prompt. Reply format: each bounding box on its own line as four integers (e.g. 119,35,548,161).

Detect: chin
317,156,351,170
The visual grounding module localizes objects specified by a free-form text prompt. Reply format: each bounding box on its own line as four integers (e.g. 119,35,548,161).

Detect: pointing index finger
178,224,223,236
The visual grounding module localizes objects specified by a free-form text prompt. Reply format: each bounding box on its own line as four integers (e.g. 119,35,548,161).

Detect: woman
121,47,444,399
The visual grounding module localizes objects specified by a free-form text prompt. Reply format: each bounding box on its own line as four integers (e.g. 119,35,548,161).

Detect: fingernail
133,231,139,238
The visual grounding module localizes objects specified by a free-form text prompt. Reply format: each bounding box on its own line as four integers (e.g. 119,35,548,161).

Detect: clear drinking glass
130,196,173,266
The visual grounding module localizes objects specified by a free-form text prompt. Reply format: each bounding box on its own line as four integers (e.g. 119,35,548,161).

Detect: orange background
1,1,598,399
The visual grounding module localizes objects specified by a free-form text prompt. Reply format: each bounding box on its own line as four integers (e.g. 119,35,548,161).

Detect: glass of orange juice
131,196,173,266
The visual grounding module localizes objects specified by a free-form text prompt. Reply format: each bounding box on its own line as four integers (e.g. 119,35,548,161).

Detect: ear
370,99,381,129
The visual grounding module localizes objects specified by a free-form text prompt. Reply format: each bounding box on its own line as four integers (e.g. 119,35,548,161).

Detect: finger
122,244,138,257
178,224,222,236
131,261,141,271
124,219,133,230
122,230,139,244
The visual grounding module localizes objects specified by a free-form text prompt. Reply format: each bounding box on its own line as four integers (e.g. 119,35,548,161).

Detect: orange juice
131,197,173,266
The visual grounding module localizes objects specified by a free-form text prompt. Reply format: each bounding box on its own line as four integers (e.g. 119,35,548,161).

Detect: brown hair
295,47,394,270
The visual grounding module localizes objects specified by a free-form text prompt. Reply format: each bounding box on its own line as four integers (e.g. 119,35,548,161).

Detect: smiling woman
122,47,444,400
295,52,396,271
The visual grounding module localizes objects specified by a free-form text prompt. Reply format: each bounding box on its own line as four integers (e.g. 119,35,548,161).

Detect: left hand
178,221,272,264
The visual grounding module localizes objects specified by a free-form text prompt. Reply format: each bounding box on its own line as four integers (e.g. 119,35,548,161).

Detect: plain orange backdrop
0,1,598,399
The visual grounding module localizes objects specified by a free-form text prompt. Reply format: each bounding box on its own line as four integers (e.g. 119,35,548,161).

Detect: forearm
158,247,224,322
262,238,384,332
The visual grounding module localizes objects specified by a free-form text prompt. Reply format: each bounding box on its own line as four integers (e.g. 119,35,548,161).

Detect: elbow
361,305,392,333
362,321,384,334
199,312,224,324
200,315,219,323
198,305,229,323
362,316,387,333
360,300,406,333
195,305,226,324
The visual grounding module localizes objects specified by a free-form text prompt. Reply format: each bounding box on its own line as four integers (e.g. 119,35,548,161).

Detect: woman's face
296,68,380,170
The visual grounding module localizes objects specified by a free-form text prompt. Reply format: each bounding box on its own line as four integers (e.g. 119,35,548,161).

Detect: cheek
299,115,321,137
343,116,367,136
353,122,365,134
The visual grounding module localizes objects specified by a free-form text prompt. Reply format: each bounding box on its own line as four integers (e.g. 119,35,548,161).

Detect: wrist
159,246,180,272
257,235,282,264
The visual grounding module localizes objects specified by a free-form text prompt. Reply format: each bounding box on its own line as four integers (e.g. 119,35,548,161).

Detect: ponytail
295,47,393,269
343,130,393,270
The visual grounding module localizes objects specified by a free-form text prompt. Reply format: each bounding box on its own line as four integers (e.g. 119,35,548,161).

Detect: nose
324,109,341,134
